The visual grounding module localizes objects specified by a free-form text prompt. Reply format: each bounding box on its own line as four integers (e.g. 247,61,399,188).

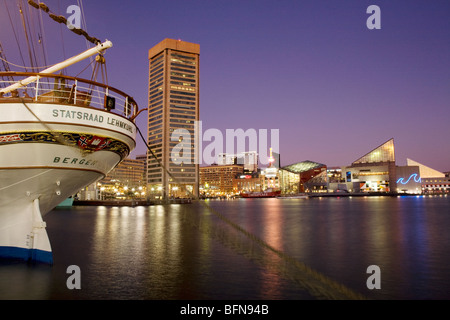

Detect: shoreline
306,192,423,198
72,198,192,206
69,192,445,207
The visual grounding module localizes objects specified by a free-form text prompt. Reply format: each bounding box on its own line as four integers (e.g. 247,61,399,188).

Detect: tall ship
0,1,140,263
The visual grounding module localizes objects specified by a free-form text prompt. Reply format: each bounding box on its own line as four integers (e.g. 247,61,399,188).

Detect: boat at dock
241,189,281,198
0,1,140,263
56,196,74,208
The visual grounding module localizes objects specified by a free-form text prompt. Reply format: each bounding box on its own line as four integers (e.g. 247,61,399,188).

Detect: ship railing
0,72,139,121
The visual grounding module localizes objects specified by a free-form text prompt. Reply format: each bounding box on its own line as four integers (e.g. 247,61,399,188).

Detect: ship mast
0,40,112,95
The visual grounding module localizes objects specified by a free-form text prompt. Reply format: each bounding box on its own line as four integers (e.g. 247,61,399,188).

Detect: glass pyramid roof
282,160,326,173
352,138,395,165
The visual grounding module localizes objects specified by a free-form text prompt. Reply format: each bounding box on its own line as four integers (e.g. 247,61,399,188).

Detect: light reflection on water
0,196,449,299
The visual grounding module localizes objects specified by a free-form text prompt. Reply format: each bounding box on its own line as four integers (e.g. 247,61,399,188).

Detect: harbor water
1,195,449,300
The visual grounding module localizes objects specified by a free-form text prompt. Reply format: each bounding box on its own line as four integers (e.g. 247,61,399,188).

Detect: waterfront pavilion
281,160,327,193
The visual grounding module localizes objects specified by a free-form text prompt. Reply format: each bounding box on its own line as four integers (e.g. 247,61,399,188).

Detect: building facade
99,157,146,199
278,169,300,194
147,39,200,199
422,176,450,194
406,158,448,194
233,171,263,194
281,160,327,193
200,164,244,196
217,151,258,173
336,138,396,193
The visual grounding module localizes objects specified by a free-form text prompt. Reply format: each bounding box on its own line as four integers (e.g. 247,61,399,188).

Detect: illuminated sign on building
397,173,421,185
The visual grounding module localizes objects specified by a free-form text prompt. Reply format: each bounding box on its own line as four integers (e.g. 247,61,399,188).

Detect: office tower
147,39,200,199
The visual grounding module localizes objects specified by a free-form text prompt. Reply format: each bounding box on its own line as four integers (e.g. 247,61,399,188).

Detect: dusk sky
1,0,449,172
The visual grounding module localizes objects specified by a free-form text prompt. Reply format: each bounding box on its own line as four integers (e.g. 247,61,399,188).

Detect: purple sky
1,0,449,172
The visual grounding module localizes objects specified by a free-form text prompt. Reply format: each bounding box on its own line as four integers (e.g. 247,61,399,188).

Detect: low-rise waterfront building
233,171,263,194
335,138,396,193
407,159,449,194
278,169,300,194
98,157,146,199
281,160,327,193
76,156,147,200
200,164,244,197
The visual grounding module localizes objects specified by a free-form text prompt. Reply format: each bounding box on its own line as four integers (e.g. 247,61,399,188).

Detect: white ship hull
0,101,136,263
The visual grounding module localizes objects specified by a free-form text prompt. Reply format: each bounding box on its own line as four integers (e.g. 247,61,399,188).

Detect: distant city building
405,159,449,194
325,138,448,195
281,160,327,193
147,39,200,199
198,138,448,196
136,153,147,181
336,138,396,193
278,169,300,194
421,176,450,194
101,158,146,187
396,164,421,194
217,151,258,173
98,157,146,199
327,167,344,184
271,151,281,169
200,164,244,196
233,171,263,193
77,156,147,200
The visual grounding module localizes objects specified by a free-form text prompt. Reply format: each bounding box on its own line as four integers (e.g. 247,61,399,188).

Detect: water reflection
1,196,449,299
0,261,52,299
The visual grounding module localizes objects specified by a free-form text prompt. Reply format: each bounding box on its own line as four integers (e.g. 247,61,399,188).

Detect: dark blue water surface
1,195,449,300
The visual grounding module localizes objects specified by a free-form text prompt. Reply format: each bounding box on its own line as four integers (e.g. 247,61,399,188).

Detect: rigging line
57,0,67,61
4,0,28,71
104,63,108,85
135,125,366,300
18,1,36,72
0,43,11,72
78,0,88,39
24,0,40,69
0,42,15,87
74,58,96,78
37,0,49,68
77,0,94,72
0,55,57,70
101,58,108,86
99,54,108,85
136,125,176,186
100,62,104,84
89,60,98,84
